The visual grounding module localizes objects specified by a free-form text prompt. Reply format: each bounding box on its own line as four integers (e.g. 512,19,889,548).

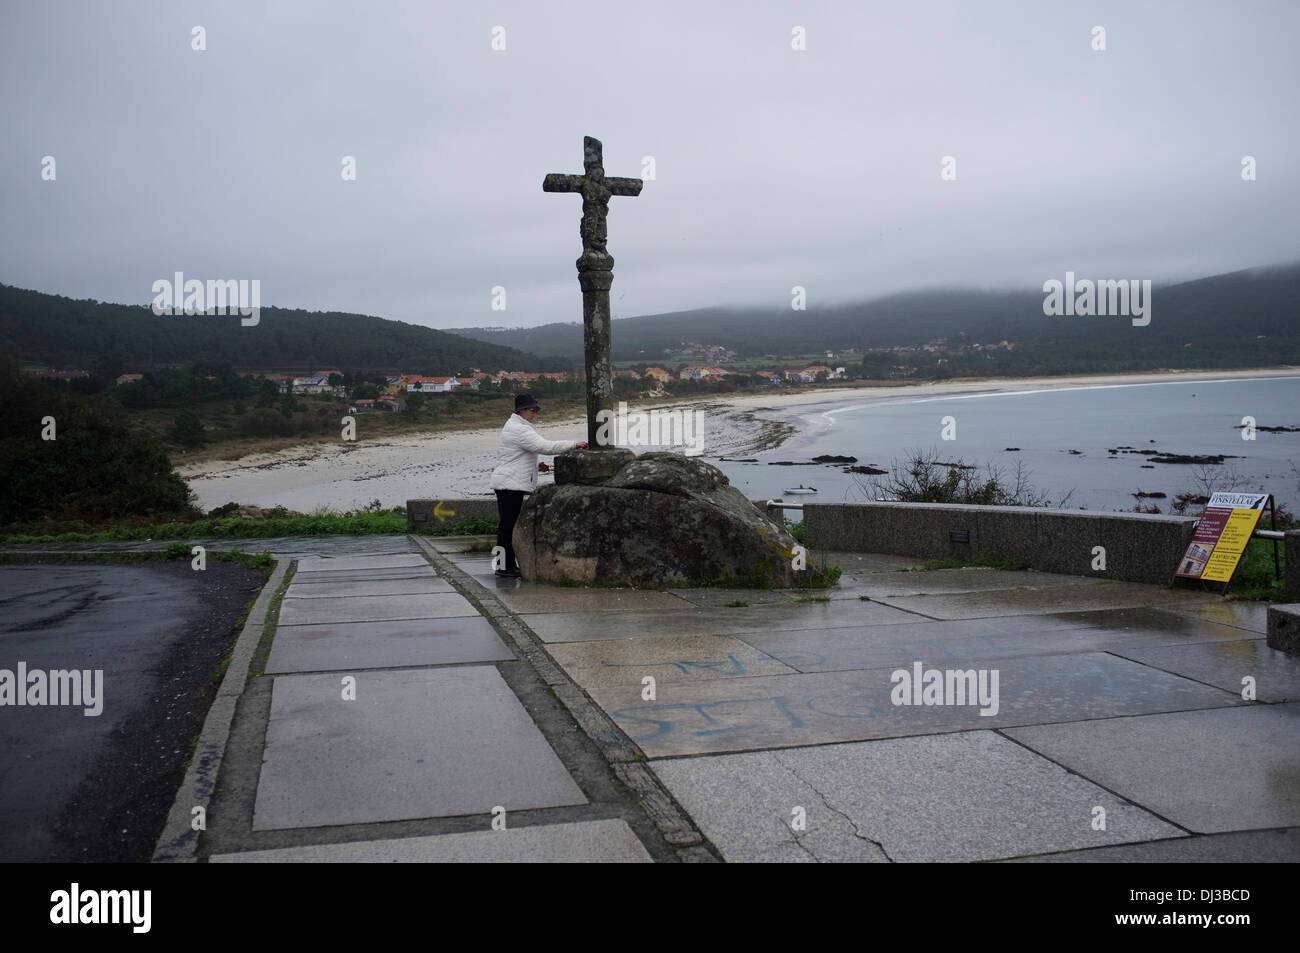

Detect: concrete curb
410,534,720,862
152,558,292,862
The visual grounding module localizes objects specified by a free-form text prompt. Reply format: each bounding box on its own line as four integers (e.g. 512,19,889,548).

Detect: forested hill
0,284,569,374
450,264,1300,371
7,262,1297,378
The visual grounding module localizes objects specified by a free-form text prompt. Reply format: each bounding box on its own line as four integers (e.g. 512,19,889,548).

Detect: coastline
176,366,1299,511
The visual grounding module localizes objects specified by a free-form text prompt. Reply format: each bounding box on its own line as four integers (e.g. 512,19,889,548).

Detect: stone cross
543,136,642,447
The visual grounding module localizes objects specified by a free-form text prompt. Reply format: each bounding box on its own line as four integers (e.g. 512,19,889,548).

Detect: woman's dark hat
514,393,541,413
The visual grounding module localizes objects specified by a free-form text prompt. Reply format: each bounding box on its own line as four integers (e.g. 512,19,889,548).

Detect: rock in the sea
1145,452,1238,465
514,451,803,587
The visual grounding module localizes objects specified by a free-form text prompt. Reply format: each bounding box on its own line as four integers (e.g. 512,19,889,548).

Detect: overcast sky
2,1,1297,330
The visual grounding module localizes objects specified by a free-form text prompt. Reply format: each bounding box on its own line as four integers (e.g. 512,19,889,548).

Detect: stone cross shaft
543,136,642,447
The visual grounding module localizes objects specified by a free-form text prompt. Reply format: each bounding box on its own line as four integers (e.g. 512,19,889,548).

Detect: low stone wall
801,502,1199,586
406,498,499,531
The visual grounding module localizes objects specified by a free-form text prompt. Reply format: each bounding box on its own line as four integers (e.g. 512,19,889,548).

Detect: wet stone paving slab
468,552,1300,860
651,731,1185,862
253,666,587,830
584,652,1242,758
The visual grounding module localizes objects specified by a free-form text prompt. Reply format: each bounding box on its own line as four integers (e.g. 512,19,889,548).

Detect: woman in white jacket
489,393,587,577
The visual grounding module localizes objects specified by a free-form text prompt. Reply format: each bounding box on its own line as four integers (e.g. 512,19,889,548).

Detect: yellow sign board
1175,493,1269,584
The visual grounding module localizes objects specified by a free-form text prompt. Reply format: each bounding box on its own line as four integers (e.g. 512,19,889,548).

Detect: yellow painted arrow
433,500,455,523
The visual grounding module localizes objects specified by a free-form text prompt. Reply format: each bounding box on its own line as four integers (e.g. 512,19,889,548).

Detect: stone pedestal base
554,448,636,486
515,453,804,587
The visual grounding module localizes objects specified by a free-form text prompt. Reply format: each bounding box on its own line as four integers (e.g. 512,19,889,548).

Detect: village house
793,365,845,381
496,370,538,385
292,375,331,394
679,366,730,382
405,375,462,393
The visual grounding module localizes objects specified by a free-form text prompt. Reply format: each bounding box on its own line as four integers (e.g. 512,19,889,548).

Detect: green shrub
0,355,196,526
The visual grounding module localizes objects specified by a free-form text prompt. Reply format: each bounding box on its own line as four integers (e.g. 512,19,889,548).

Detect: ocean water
713,376,1300,516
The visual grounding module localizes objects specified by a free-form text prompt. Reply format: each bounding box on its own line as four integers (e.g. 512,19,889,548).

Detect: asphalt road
0,560,268,861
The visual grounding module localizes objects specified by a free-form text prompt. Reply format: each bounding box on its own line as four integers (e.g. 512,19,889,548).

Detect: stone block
553,447,635,485
1267,603,1300,655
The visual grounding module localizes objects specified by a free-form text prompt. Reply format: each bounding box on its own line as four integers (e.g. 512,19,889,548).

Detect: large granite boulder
514,451,802,587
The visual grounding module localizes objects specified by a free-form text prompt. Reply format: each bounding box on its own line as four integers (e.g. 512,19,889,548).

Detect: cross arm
543,173,584,193
605,176,643,197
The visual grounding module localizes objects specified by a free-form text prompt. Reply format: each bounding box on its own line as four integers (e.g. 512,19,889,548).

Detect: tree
405,392,425,417
92,352,124,381
256,377,279,407
171,409,206,446
0,353,196,525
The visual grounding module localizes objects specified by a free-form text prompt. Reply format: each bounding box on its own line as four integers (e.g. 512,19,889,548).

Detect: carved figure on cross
543,136,642,267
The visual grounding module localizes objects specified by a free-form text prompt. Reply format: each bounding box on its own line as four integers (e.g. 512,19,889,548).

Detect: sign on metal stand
1173,492,1275,594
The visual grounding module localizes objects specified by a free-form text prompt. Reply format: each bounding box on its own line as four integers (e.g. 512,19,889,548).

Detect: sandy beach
176,367,1298,512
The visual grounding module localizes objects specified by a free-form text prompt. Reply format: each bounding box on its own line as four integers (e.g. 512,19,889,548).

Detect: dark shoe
495,568,521,578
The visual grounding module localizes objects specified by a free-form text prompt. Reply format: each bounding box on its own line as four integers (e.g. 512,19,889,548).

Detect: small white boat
784,485,818,494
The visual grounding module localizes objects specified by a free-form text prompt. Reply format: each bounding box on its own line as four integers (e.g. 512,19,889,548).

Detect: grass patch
248,564,294,680
0,511,498,545
0,546,275,570
802,561,843,589
1226,537,1293,601
211,650,233,687
182,732,201,771
414,517,499,537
